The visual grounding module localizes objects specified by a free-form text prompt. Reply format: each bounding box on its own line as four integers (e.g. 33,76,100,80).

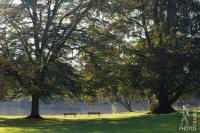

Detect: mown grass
0,112,199,133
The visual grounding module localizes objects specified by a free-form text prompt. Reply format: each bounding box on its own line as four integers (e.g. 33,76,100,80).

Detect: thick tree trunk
150,93,176,114
27,93,42,119
151,102,175,114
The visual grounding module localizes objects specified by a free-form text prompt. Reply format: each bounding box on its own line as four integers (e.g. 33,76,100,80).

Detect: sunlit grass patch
43,112,147,120
0,112,199,133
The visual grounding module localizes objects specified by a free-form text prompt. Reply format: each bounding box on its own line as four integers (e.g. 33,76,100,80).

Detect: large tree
110,0,200,113
80,0,200,114
0,0,100,118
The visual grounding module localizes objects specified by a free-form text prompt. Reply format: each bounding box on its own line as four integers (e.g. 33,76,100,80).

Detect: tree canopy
0,0,200,117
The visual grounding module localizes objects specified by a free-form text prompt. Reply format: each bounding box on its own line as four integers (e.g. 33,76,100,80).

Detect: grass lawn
0,112,199,133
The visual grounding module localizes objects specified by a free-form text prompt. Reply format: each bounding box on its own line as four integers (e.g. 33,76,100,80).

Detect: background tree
79,37,144,112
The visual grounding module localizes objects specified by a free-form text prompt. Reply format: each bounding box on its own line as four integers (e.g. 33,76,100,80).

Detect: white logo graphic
180,105,190,126
179,105,198,132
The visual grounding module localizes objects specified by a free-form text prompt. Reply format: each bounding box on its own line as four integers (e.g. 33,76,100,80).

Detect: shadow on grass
0,113,199,133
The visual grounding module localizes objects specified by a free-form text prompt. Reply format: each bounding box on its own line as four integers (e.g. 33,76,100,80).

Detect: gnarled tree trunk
151,101,175,114
150,91,176,114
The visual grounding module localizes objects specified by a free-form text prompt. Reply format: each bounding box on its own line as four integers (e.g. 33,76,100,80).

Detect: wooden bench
88,112,101,117
64,113,76,118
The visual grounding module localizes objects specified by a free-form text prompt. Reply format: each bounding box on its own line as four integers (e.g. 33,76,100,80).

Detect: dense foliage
0,0,200,117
